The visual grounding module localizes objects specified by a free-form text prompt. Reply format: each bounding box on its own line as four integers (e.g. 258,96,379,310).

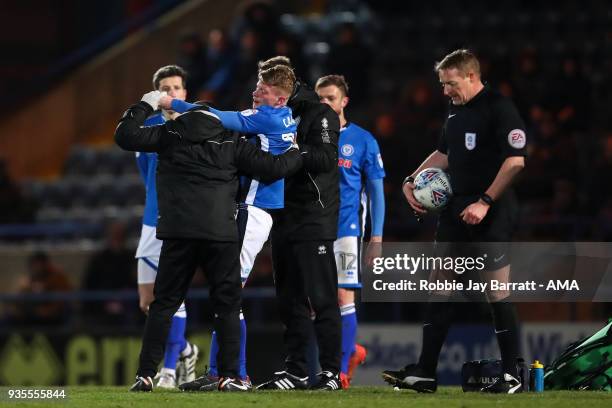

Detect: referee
382,49,527,394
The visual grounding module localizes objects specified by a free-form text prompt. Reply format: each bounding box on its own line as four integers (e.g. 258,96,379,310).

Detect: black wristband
480,193,494,206
403,176,415,185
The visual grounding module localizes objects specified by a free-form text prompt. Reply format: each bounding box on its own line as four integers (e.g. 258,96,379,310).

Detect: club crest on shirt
465,132,477,150
508,129,526,149
341,144,354,156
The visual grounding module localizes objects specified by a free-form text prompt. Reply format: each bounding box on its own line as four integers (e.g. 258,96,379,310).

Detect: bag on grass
461,358,529,392
544,319,612,391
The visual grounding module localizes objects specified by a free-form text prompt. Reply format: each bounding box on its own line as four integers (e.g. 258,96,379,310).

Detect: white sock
160,367,176,377
180,342,192,358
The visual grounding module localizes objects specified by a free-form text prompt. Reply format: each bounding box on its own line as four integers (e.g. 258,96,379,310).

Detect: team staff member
256,56,343,391
315,75,386,389
115,90,303,392
382,49,527,394
135,65,199,389
162,64,298,390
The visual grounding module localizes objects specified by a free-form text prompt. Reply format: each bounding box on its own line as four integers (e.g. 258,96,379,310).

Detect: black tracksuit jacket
273,82,340,241
115,102,303,241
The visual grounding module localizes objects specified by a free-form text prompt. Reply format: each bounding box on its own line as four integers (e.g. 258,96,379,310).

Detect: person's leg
158,303,187,385
298,240,341,375
136,262,155,330
486,265,520,378
338,289,357,377
199,240,242,379
276,241,313,377
137,256,190,387
209,205,272,380
334,236,365,387
136,240,197,379
417,295,454,375
254,233,310,390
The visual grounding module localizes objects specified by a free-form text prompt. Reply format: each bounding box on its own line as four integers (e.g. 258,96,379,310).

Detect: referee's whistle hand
402,183,427,214
460,201,489,225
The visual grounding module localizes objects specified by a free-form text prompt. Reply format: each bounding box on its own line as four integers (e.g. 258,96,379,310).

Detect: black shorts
435,190,518,271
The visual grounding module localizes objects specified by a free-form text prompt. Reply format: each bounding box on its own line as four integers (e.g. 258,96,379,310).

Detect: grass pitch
4,386,612,407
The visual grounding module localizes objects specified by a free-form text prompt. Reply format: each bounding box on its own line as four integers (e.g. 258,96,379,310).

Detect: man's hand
460,199,490,225
141,90,167,110
159,94,173,111
402,182,427,215
364,236,383,266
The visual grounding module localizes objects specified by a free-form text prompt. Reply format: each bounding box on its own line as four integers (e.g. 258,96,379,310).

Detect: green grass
3,386,612,408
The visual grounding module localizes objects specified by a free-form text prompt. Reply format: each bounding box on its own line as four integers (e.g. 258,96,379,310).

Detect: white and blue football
413,167,453,211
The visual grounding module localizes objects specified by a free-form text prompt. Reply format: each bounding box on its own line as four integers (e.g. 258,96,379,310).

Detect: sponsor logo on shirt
465,132,477,150
338,158,352,168
341,144,354,156
508,129,526,149
240,109,258,116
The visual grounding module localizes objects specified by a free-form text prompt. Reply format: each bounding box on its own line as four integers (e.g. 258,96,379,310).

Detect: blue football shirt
337,122,386,237
135,113,165,227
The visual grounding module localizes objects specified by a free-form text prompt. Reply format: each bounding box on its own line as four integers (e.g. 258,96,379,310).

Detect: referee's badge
465,132,477,150
508,129,526,149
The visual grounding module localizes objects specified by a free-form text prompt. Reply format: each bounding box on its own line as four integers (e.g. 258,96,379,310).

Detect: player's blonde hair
434,49,481,77
259,65,296,96
258,56,293,73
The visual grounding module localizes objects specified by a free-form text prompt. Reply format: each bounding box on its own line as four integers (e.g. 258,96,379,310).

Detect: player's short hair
314,75,349,97
259,65,296,96
434,49,481,77
258,56,293,73
152,65,187,90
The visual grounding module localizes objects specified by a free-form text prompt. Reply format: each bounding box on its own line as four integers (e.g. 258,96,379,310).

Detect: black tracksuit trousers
271,236,341,376
137,239,242,379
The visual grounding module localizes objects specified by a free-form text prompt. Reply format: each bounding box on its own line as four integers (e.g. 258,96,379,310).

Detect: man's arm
402,150,449,214
367,178,385,239
364,177,385,266
460,156,525,225
167,98,266,134
115,101,173,152
461,97,527,225
299,105,339,172
235,139,303,183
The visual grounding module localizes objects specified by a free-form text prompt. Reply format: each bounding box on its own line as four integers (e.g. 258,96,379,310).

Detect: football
413,168,453,211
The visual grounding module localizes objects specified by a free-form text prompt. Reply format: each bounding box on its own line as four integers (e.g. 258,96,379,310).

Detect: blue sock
239,312,247,379
209,312,247,378
209,330,219,377
164,311,187,369
340,303,357,375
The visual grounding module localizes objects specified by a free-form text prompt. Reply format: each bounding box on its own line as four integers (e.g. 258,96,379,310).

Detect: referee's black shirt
437,86,527,196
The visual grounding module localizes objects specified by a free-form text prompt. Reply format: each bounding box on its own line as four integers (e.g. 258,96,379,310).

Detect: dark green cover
544,320,612,391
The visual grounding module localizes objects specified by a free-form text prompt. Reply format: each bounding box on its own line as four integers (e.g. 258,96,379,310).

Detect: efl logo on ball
413,167,453,211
